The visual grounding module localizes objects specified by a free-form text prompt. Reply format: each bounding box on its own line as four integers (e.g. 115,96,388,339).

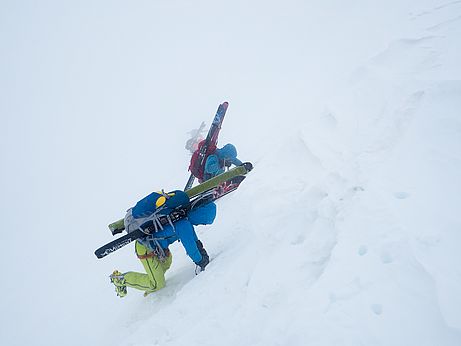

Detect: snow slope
1,1,460,345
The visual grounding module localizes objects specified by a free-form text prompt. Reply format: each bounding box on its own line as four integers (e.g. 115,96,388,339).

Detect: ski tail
184,173,196,192
95,229,145,259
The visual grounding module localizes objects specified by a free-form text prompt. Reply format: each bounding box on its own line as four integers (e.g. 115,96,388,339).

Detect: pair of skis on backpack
94,102,253,259
95,162,253,259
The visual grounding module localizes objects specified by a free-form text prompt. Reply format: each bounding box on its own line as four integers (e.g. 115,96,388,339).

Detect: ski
108,162,253,235
184,101,229,191
95,169,251,259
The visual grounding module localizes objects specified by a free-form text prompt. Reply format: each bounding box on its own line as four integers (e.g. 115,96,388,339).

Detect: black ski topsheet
95,229,146,259
95,173,248,259
184,101,228,191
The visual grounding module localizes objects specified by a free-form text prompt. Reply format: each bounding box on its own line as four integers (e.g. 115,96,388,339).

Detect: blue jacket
137,201,217,264
203,143,242,181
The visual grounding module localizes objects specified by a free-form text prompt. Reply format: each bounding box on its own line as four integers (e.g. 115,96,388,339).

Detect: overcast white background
1,1,461,345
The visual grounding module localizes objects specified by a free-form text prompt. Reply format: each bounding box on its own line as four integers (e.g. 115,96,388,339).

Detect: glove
195,240,209,272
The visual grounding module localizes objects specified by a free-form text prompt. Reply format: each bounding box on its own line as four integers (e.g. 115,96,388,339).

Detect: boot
110,270,127,298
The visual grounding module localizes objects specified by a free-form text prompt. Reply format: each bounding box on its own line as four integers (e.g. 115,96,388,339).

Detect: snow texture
1,0,461,345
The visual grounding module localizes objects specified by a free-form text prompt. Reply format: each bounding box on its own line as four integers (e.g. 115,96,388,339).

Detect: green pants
124,241,172,294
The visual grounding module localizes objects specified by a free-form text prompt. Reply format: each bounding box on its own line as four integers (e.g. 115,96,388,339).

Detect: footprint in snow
371,304,383,315
380,251,393,264
394,191,410,199
358,245,368,256
319,110,338,129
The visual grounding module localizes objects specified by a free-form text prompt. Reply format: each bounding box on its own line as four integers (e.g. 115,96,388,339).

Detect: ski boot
110,270,127,298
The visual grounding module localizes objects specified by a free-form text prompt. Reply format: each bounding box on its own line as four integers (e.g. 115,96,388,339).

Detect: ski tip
242,162,253,172
222,101,229,108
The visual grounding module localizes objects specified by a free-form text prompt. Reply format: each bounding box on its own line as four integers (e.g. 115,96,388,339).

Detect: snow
1,0,461,345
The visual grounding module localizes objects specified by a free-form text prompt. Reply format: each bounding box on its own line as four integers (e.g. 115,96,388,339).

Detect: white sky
1,0,459,345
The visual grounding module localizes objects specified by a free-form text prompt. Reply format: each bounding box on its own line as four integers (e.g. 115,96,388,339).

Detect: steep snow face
108,3,461,346
1,1,461,345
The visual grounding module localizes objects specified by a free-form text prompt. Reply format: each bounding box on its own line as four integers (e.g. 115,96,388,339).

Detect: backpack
188,140,217,182
124,190,190,233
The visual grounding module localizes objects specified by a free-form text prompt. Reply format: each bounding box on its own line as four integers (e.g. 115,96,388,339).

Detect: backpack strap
137,247,171,261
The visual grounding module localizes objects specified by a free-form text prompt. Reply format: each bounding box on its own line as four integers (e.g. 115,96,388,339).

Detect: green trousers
124,241,172,294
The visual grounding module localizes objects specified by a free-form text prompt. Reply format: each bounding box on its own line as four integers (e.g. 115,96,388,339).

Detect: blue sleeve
174,219,202,263
205,154,224,176
188,202,216,225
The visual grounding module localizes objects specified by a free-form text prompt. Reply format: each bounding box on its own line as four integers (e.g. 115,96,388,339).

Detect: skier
110,189,216,297
190,143,242,183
